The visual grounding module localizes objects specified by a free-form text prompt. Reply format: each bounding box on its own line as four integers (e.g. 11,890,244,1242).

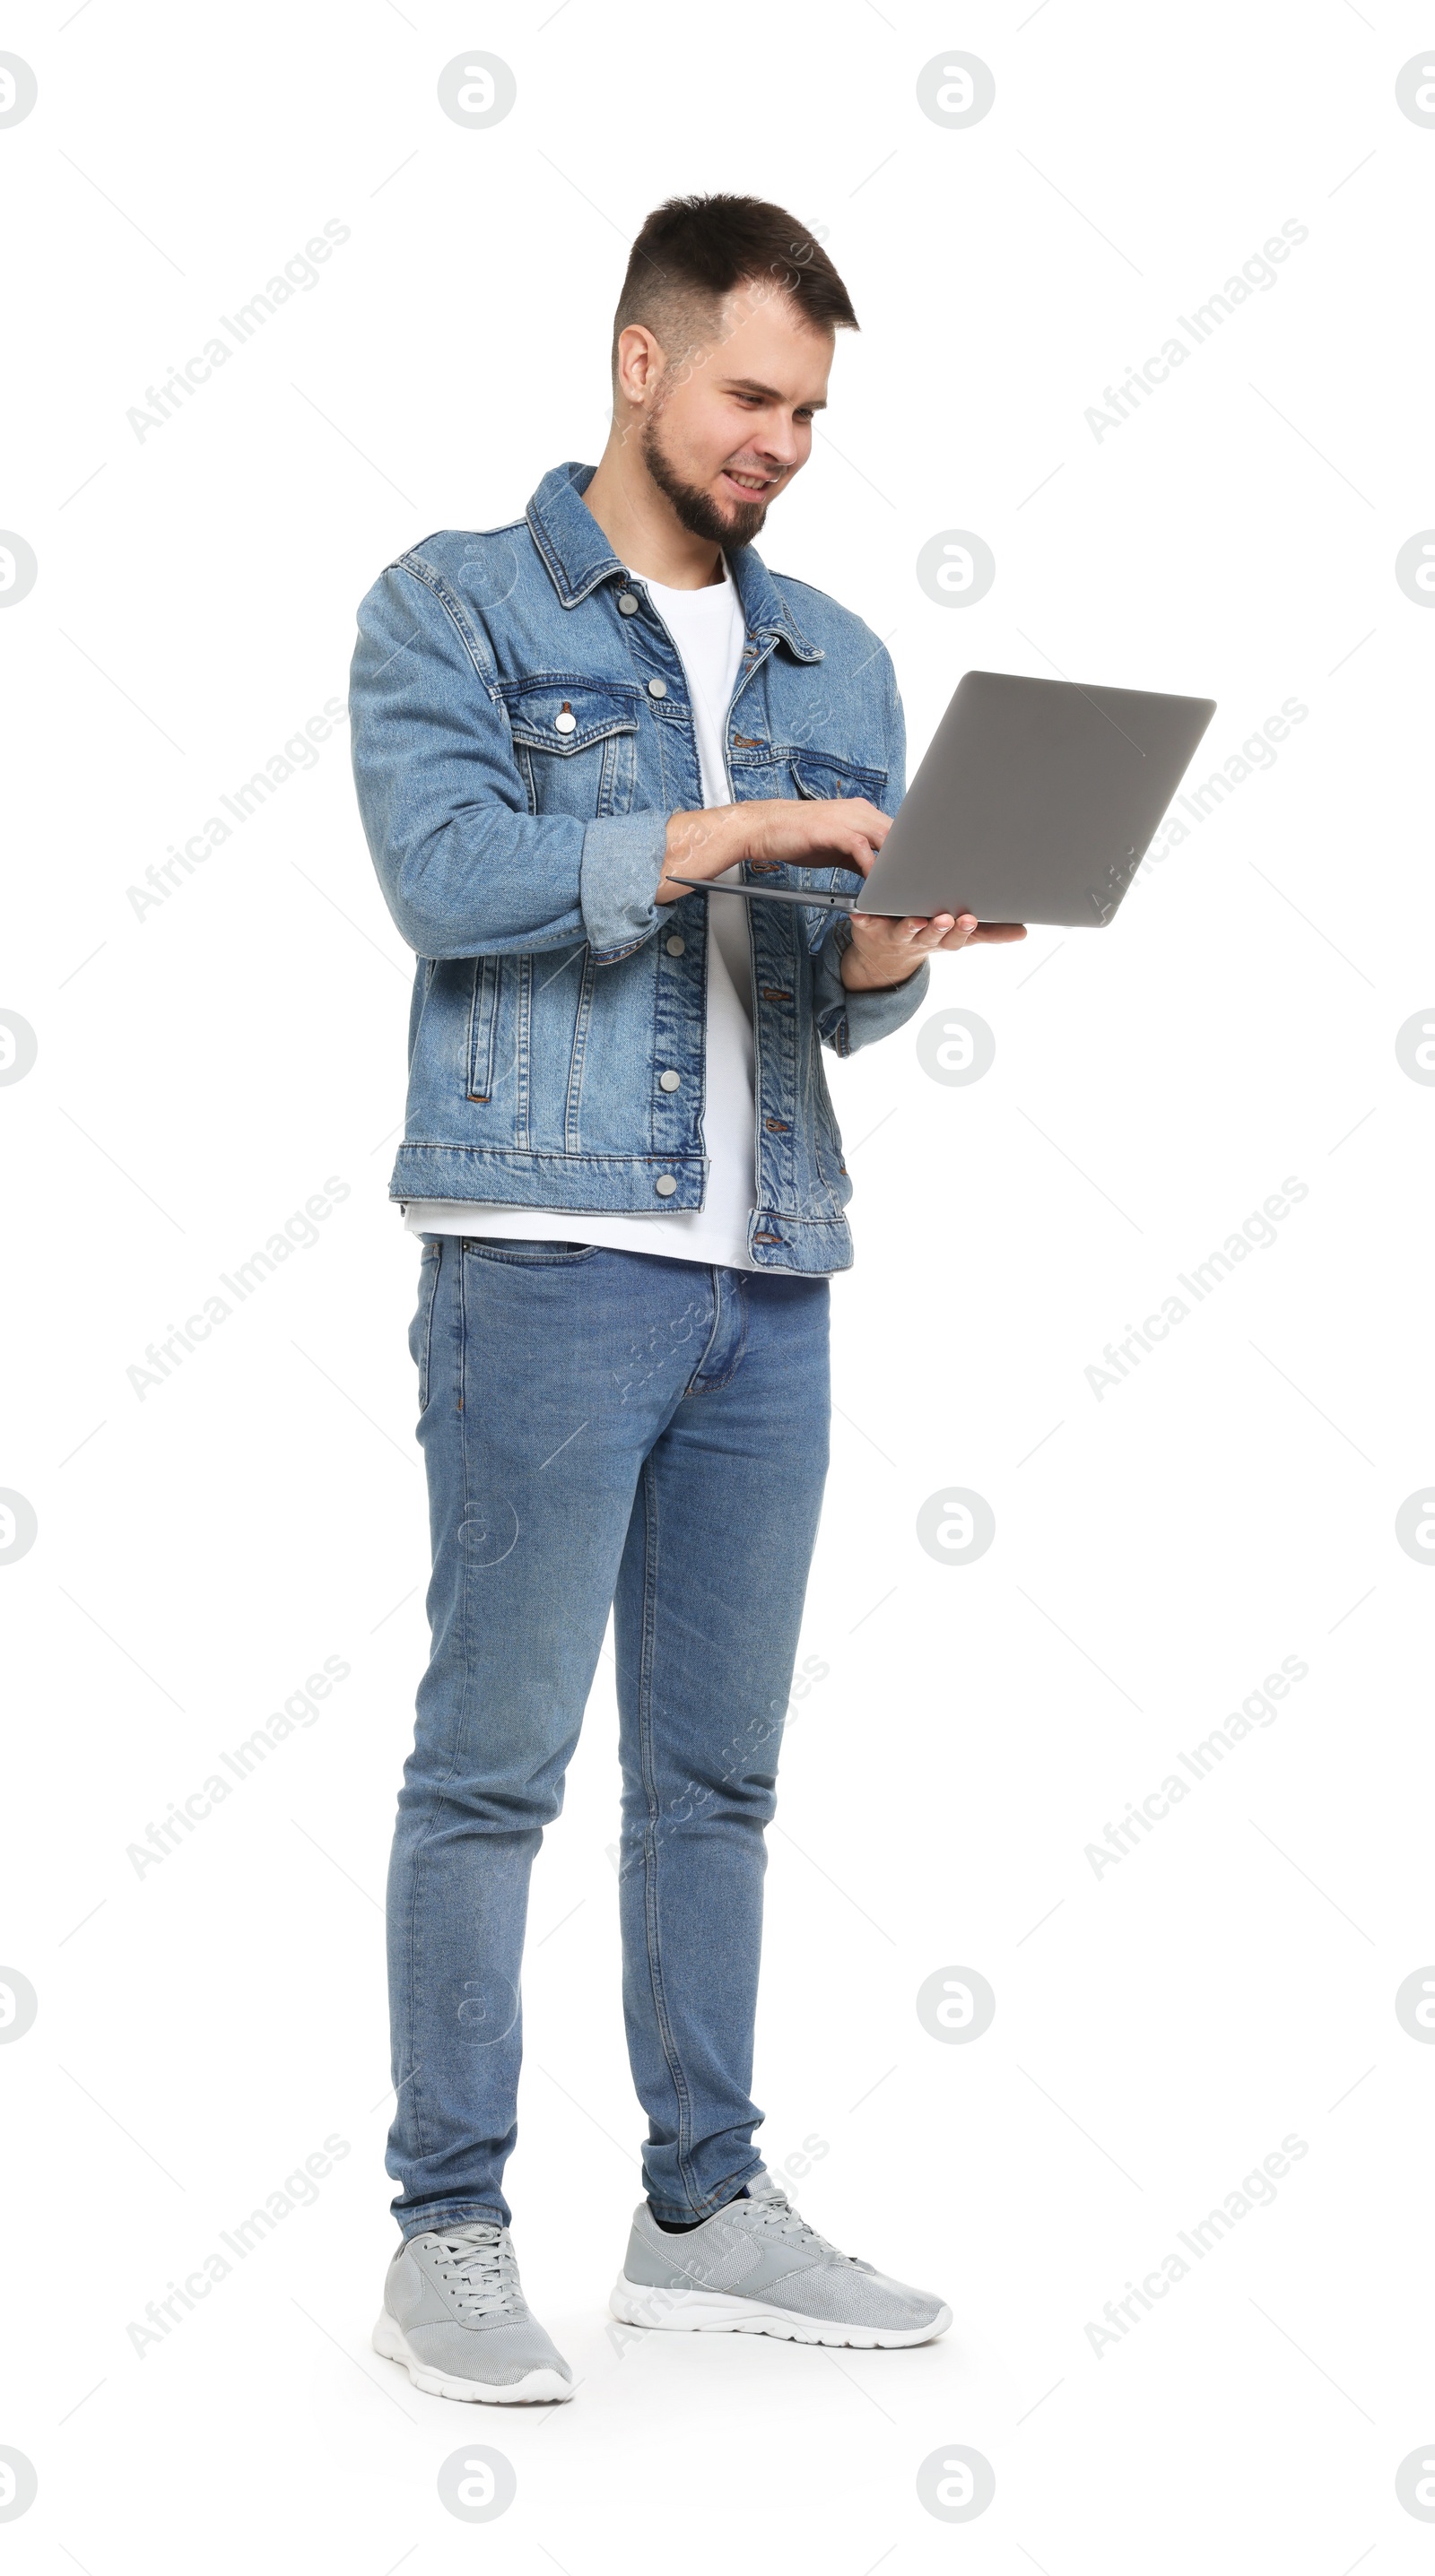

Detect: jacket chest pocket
789,750,888,806
787,750,890,925
507,680,639,821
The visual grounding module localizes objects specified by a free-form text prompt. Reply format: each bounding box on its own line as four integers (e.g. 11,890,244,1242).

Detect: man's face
638,285,834,546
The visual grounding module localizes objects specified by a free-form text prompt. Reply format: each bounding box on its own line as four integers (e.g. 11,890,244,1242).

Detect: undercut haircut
611,194,858,380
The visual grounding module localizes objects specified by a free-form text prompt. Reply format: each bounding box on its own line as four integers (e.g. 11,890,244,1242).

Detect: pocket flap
507,680,640,755
785,752,890,941
788,751,887,801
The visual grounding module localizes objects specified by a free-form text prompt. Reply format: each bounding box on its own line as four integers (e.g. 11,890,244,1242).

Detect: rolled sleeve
813,915,931,1055
579,811,670,961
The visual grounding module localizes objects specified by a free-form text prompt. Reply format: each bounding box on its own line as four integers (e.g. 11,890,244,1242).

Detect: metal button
655,1174,677,1196
658,1069,681,1092
553,707,576,733
617,592,639,615
647,677,667,698
665,935,685,956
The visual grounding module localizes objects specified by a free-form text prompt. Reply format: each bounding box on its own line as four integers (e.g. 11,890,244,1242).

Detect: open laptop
666,668,1216,929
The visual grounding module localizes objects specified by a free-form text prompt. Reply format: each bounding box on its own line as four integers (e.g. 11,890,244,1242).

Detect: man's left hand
839,909,1027,990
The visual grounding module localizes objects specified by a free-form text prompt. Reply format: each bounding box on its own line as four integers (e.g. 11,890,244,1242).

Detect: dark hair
612,193,858,376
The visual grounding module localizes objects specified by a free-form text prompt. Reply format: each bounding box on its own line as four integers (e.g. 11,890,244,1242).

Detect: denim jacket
348,461,929,1275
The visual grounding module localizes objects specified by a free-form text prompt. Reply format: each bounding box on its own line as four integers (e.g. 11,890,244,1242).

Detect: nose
747,429,802,477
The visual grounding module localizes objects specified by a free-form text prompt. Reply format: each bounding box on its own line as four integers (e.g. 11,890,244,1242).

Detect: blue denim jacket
348,461,929,1274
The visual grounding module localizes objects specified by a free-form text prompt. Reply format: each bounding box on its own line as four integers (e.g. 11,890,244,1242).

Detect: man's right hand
655,797,891,905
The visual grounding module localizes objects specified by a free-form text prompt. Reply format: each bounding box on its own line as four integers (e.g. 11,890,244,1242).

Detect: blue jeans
386,1234,831,2235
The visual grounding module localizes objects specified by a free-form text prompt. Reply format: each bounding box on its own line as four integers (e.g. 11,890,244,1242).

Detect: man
349,193,1022,2405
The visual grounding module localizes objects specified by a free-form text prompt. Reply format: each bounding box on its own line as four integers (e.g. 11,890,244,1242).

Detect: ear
614,322,665,410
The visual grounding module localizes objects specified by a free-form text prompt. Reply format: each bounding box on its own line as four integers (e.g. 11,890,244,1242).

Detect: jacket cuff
842,955,932,1051
813,919,932,1055
579,811,670,961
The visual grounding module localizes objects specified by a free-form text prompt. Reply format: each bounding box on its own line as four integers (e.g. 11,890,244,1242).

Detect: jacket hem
389,1149,852,1273
391,1141,709,1209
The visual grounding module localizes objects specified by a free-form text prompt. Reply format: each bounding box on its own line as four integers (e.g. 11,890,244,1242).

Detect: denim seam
633,1451,696,2191
680,1278,727,1395
397,1144,711,1167
415,1238,440,1414
399,1246,436,2181
403,1242,475,2190
683,1266,751,1394
393,553,500,696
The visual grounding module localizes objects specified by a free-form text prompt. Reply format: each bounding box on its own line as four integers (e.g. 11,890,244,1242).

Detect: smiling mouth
720,467,778,494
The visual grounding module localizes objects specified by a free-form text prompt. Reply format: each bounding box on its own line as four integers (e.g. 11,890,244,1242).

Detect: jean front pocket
410,1237,443,1413
460,1237,599,1266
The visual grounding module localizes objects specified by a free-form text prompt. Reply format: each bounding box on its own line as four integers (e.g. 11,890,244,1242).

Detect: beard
640,412,771,546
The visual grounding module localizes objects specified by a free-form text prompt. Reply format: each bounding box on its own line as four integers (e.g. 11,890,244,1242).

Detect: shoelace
430,2224,527,2320
741,2189,869,2271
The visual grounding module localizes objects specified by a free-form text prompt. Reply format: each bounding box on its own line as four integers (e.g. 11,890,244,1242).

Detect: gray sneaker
373,2220,574,2403
609,2169,952,2349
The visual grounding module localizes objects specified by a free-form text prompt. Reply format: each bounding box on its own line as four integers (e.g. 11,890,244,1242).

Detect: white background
4,1,1434,2567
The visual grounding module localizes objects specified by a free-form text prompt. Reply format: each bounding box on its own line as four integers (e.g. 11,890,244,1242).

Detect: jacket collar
526,461,824,664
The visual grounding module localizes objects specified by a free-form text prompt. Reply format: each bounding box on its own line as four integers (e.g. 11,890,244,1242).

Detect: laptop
666,668,1217,929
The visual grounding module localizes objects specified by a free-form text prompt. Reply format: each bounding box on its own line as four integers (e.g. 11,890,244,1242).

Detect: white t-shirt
403,554,759,1268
